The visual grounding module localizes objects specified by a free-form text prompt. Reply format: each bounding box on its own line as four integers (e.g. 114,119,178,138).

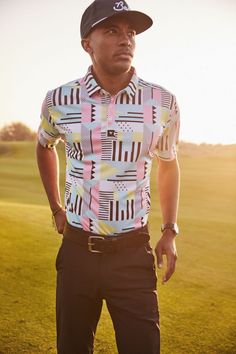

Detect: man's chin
109,62,133,75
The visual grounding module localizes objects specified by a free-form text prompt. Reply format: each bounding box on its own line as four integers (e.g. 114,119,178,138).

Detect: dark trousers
56,227,160,354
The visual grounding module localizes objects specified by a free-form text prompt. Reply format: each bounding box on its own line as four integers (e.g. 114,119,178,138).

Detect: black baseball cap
80,0,153,38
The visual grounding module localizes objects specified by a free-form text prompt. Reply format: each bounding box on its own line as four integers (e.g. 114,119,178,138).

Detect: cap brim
112,11,153,34
91,10,153,36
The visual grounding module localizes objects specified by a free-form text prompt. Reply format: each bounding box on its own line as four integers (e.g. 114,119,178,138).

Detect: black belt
63,222,150,253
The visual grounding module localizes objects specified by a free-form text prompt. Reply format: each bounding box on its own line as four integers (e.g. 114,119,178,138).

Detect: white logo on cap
113,1,129,11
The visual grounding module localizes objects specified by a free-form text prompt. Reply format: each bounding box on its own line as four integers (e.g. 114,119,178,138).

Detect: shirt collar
81,66,138,99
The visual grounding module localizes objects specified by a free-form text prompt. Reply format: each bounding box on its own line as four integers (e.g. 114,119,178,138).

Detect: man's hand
155,230,178,284
54,209,67,234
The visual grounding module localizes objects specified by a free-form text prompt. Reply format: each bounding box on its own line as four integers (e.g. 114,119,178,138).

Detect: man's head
80,0,153,77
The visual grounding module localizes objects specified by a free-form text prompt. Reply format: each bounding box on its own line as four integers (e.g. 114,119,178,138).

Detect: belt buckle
88,235,105,253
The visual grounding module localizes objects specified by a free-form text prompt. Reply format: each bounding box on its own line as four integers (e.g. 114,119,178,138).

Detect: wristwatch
161,223,179,235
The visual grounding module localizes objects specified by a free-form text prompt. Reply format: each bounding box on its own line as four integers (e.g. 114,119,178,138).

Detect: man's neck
91,66,133,96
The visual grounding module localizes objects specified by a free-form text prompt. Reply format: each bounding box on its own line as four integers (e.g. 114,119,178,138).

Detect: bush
0,122,36,141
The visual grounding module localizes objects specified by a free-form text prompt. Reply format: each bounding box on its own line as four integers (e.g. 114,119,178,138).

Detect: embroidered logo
113,1,129,11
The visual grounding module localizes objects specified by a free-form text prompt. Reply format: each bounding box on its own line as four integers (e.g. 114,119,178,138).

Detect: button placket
106,96,117,137
107,96,115,123
100,89,110,132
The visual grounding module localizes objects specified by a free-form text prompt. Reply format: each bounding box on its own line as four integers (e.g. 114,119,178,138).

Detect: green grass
0,141,236,353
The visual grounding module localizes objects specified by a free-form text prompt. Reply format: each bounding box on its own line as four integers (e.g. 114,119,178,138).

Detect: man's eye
107,28,117,34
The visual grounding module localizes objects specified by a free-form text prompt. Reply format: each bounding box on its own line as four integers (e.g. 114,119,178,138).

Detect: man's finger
57,226,64,234
162,252,177,283
55,213,66,235
155,246,164,269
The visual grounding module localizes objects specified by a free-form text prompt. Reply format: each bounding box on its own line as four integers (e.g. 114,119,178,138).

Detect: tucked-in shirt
38,67,180,235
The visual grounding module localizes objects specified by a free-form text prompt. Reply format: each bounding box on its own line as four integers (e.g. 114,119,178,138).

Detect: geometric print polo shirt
38,66,180,236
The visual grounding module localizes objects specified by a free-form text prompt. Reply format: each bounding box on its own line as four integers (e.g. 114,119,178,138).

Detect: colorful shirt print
38,67,180,235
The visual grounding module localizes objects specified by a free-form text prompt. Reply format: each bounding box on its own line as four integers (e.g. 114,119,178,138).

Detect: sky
1,0,236,144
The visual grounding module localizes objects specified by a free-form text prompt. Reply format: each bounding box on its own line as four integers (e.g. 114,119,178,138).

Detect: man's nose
119,32,132,46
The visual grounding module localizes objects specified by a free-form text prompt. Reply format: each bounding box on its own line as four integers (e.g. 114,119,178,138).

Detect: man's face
83,16,136,76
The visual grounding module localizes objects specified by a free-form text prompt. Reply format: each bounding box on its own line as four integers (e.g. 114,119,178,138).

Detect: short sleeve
38,91,61,148
156,95,180,161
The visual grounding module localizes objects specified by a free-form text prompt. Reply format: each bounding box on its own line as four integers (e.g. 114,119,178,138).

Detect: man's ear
81,38,93,54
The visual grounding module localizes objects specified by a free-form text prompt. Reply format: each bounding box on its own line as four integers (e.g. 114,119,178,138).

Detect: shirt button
107,130,115,137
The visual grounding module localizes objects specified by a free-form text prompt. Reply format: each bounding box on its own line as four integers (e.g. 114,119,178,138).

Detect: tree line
0,122,36,141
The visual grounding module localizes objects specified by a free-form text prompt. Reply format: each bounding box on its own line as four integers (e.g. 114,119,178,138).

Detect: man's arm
36,142,66,234
155,157,180,283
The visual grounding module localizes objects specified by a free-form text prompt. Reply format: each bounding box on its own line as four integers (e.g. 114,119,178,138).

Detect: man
36,0,180,353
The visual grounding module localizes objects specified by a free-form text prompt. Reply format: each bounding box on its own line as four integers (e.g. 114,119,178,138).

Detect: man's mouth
114,51,133,58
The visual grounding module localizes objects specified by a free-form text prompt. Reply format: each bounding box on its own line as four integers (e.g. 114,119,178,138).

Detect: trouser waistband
63,223,150,253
